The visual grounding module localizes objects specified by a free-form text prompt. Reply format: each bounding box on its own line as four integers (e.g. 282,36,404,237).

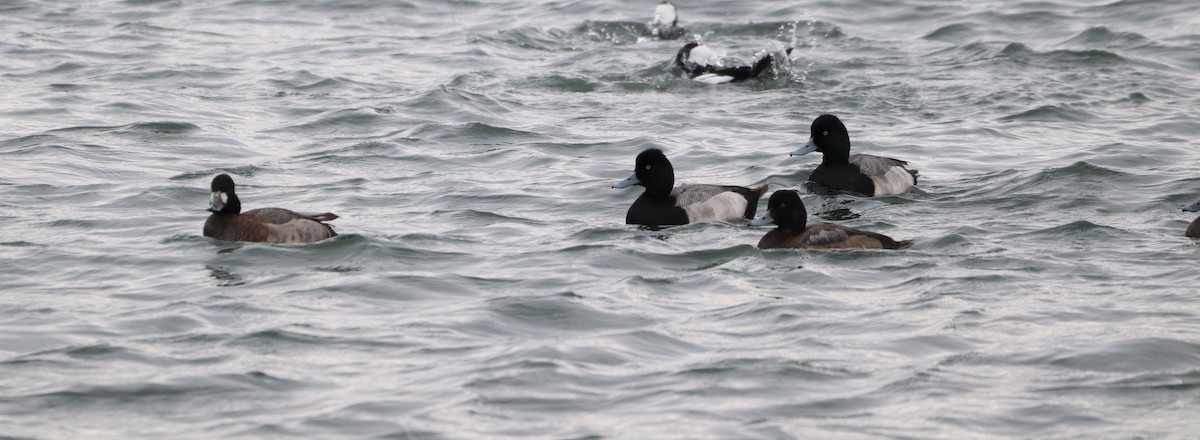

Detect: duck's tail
742,184,769,219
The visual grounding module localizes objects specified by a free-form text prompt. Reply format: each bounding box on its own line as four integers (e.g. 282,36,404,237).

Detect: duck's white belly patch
869,166,915,195
682,192,747,223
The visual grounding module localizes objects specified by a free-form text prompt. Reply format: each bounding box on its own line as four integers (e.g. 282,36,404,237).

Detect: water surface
2,0,1200,438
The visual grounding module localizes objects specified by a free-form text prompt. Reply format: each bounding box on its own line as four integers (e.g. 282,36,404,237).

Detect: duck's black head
751,190,808,233
612,148,675,197
792,114,852,162
208,173,241,214
674,42,700,69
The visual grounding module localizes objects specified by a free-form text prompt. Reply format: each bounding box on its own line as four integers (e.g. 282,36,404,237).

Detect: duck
649,1,685,40
790,114,918,196
1183,198,1200,238
751,190,913,250
203,173,338,243
613,148,767,228
673,42,792,84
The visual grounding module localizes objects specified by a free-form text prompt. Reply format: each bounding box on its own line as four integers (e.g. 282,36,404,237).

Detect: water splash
773,17,822,83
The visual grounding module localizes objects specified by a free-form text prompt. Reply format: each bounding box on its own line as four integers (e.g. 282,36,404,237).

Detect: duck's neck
821,148,851,165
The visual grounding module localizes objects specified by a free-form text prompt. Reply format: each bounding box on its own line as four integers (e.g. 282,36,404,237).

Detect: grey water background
2,0,1200,437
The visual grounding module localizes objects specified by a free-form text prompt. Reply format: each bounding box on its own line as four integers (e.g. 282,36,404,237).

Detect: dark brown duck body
1185,199,1200,238
204,209,337,243
757,223,912,250
203,174,338,244
751,190,912,250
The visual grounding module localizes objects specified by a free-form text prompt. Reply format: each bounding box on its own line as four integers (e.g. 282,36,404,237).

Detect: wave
471,19,822,53
467,293,653,337
999,104,1097,123
5,370,307,412
922,22,981,43
1060,25,1151,49
468,26,580,52
1027,338,1200,373
1018,47,1129,66
1082,0,1200,24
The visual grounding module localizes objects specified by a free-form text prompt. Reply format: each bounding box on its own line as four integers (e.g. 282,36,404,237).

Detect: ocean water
2,0,1200,438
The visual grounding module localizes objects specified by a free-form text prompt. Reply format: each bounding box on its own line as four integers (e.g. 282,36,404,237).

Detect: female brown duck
751,190,912,250
203,174,338,243
1184,198,1200,238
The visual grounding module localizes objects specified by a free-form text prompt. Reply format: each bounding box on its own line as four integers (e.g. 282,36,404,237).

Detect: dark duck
203,174,338,243
1184,198,1200,238
613,148,767,228
751,190,913,250
790,114,918,196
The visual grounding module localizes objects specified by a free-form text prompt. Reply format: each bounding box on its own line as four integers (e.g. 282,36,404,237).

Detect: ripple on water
999,103,1097,123
466,293,654,338
922,22,981,43
3,0,1200,438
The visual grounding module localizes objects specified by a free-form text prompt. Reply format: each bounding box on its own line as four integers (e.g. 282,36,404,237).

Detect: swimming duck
203,174,338,243
791,114,918,196
673,42,792,84
650,1,685,40
1183,198,1200,238
613,148,767,228
751,190,913,250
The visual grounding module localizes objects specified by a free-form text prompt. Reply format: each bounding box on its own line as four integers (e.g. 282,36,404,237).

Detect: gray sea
3,0,1200,438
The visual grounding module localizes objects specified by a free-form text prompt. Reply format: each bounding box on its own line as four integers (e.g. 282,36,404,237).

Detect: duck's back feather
264,218,338,243
758,223,912,250
850,154,912,176
682,192,748,223
243,208,336,225
848,154,918,196
206,208,337,244
672,184,729,206
675,184,766,218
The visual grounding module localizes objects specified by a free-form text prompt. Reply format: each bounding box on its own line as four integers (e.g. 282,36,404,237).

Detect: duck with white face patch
204,174,339,244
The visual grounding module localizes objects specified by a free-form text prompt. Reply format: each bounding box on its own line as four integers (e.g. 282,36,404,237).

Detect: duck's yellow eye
644,165,651,170
779,203,786,208
822,130,829,136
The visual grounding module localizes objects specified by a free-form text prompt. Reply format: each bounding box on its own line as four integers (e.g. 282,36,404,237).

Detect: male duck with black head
1183,198,1200,238
791,114,918,196
752,190,912,250
613,148,767,229
204,174,338,243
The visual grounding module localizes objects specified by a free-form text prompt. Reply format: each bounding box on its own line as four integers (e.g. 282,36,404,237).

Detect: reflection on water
206,264,246,287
